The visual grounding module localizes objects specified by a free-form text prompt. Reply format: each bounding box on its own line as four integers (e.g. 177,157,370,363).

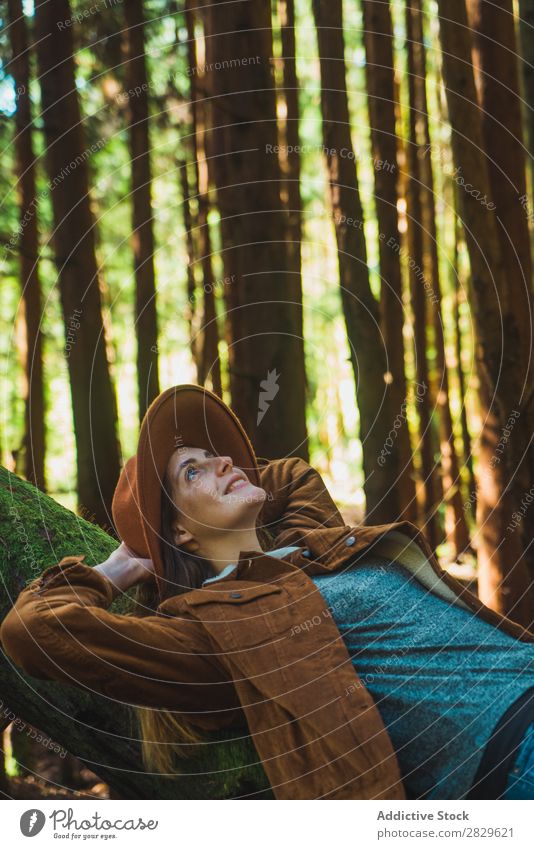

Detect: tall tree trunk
452,206,476,522
201,0,309,460
311,0,407,525
276,0,305,336
274,0,307,418
405,5,444,552
34,0,121,528
407,0,471,558
518,0,534,195
437,0,533,623
0,469,271,799
468,0,533,331
361,0,417,524
124,0,160,420
178,158,201,373
469,0,534,594
184,1,222,398
7,0,46,492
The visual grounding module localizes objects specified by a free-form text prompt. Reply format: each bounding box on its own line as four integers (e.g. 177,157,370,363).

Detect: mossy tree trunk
0,467,271,799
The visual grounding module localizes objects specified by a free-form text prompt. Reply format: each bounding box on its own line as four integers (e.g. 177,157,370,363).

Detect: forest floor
1,766,112,800
2,773,110,800
0,727,119,800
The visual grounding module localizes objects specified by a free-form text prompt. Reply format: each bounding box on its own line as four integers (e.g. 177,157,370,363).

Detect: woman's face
165,445,266,551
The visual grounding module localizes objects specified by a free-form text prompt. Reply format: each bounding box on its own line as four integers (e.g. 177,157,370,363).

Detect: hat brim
136,384,261,598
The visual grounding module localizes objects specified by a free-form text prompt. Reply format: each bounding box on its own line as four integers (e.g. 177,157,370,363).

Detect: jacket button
229,592,242,598
345,535,356,546
302,549,311,558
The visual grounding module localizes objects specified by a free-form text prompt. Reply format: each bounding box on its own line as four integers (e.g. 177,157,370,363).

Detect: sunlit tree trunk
361,0,417,523
452,205,476,522
178,158,201,373
184,1,222,397
124,0,160,420
276,0,305,330
34,0,121,528
274,0,307,419
437,0,533,623
468,0,533,328
407,0,471,558
405,4,444,552
312,0,405,524
7,0,46,492
469,0,534,589
517,0,534,195
201,0,309,459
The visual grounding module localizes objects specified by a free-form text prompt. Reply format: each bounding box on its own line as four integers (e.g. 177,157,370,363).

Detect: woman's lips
224,478,250,495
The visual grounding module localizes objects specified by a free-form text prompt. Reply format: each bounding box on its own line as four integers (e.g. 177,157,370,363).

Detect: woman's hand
93,541,156,597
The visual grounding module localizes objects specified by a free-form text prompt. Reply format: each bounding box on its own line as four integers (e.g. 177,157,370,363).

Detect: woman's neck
204,529,263,575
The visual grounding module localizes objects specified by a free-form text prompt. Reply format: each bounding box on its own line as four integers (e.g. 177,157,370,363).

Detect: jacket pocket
182,582,289,654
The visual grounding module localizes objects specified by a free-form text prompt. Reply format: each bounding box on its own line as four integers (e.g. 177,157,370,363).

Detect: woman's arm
0,547,238,718
258,456,347,540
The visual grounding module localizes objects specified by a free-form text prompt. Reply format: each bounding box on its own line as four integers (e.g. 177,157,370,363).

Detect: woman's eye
185,466,200,482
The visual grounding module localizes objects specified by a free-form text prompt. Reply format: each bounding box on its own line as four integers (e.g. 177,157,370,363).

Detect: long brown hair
131,467,273,775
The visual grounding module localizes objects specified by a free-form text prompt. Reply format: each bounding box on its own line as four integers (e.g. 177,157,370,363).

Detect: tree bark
452,205,477,522
7,0,46,493
437,0,533,622
311,0,406,525
178,158,201,372
407,0,471,557
361,0,417,524
518,0,534,196
405,4,444,551
0,468,271,799
34,0,121,529
468,0,533,335
184,1,222,398
124,0,160,420
201,0,309,460
276,0,306,353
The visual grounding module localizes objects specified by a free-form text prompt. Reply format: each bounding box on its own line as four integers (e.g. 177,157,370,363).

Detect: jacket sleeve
258,456,346,542
0,556,238,719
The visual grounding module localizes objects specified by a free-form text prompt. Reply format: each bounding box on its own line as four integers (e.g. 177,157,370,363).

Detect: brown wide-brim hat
111,384,261,600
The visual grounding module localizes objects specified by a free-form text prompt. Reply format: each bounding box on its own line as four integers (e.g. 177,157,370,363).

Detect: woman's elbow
0,606,55,679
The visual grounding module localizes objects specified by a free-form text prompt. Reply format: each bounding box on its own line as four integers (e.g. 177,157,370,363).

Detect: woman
1,384,533,800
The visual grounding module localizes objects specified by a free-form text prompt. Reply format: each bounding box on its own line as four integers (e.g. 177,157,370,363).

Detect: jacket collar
202,545,303,586
202,549,304,586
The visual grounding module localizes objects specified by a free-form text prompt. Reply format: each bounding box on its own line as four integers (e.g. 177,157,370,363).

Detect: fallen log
0,467,271,798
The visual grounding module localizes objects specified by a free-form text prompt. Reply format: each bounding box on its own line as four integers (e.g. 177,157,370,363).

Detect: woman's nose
215,455,234,473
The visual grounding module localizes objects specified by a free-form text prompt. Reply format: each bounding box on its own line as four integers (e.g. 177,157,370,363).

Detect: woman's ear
171,518,197,551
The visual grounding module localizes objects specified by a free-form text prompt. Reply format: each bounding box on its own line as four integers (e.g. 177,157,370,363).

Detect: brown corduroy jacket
1,457,533,800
